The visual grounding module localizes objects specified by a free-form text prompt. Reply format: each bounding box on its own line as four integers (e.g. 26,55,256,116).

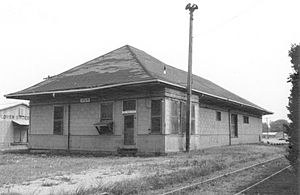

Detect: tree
269,119,289,132
286,43,299,176
262,122,269,132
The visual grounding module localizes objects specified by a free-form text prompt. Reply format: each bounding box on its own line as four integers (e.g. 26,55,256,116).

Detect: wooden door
231,114,238,137
124,115,135,145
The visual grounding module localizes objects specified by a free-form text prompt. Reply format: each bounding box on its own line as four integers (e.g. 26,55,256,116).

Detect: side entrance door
124,115,135,145
231,114,238,137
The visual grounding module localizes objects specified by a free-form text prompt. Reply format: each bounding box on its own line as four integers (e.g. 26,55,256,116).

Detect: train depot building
5,45,272,153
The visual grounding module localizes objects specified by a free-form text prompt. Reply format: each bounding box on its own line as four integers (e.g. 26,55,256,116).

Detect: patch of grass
0,144,287,194
100,160,226,195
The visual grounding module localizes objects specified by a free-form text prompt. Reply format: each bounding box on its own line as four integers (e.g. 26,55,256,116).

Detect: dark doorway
124,115,135,145
231,114,238,137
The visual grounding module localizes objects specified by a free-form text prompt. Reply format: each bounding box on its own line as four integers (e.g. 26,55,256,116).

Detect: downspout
67,104,71,151
228,109,231,146
28,103,32,144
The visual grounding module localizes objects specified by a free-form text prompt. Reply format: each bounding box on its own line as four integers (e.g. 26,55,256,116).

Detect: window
216,111,221,121
180,102,186,134
123,100,136,113
191,104,196,134
53,106,64,135
96,102,114,134
243,116,249,124
231,114,238,137
101,102,113,121
151,99,162,133
19,108,24,116
170,100,180,134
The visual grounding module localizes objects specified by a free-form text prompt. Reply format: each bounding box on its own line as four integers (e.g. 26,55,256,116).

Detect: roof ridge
126,45,156,80
54,45,129,78
0,103,29,111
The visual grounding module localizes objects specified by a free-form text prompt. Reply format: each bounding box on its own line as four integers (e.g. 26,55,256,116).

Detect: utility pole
185,3,198,152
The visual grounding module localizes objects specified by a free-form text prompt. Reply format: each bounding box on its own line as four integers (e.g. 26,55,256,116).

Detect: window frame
191,104,196,134
151,99,162,134
216,111,222,121
180,102,186,134
100,102,114,121
53,105,64,135
170,99,180,134
19,107,25,117
231,113,238,138
243,116,249,124
122,99,137,114
98,102,114,135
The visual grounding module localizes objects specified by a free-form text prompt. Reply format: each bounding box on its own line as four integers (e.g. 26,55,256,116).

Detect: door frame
231,113,238,138
123,114,136,146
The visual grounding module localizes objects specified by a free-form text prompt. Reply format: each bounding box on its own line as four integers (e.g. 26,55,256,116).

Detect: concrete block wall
231,115,262,144
29,97,167,152
198,107,229,135
165,134,185,152
164,102,262,152
70,135,123,151
137,134,165,153
30,105,68,135
70,103,99,135
28,86,263,153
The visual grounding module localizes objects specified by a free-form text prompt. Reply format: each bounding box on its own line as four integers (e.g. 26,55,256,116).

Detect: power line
193,0,265,38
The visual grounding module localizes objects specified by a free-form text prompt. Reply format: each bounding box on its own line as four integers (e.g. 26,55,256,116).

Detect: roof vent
163,66,167,74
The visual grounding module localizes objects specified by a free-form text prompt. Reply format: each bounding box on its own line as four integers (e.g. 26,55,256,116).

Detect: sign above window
80,98,90,103
122,110,136,114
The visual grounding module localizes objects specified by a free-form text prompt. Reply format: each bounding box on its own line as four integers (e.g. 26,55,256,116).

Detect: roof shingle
5,45,271,114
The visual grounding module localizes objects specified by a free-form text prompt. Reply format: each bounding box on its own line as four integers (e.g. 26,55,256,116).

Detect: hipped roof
5,45,272,114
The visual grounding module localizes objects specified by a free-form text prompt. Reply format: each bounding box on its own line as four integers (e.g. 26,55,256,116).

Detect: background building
0,103,29,148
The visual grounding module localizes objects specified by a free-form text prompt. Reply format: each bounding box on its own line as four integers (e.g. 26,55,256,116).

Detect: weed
60,176,71,182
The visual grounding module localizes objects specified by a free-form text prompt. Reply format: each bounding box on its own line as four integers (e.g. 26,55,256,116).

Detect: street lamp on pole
185,3,198,152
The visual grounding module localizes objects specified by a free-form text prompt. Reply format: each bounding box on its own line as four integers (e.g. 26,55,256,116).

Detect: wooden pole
185,3,198,152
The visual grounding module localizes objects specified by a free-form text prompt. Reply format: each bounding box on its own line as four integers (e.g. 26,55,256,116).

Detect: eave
5,79,272,115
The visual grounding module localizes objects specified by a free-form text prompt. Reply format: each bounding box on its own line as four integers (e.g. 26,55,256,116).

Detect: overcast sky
0,0,299,123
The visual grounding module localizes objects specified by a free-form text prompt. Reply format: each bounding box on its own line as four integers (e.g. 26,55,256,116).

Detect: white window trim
53,105,64,135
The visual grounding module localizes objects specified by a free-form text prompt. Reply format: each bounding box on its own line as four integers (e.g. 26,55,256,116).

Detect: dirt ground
0,144,286,195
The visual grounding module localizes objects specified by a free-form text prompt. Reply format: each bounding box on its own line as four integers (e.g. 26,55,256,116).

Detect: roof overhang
12,120,29,126
5,78,272,115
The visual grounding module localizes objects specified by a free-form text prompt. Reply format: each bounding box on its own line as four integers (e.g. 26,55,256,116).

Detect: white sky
0,0,299,123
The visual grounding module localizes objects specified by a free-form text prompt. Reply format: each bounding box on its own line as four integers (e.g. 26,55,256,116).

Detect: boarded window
191,104,196,134
101,102,113,121
180,102,186,134
151,100,162,133
170,100,180,134
216,111,221,121
123,100,136,112
243,116,249,124
53,106,64,135
19,108,25,116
